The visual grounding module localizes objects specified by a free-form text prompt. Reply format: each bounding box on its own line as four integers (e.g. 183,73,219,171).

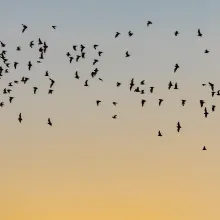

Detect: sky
1,0,220,219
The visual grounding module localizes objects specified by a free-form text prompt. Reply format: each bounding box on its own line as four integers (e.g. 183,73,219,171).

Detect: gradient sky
1,0,220,219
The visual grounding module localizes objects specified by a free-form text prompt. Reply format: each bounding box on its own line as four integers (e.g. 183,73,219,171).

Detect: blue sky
0,0,214,31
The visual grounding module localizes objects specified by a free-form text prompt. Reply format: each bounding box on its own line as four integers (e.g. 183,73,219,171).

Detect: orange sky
1,0,220,219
